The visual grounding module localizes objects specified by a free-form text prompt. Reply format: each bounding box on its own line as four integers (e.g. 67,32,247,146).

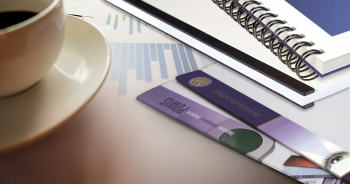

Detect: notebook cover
281,0,350,76
106,0,315,97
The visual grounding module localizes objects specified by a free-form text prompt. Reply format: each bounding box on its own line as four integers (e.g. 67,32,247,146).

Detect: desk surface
1,0,348,184
0,73,297,184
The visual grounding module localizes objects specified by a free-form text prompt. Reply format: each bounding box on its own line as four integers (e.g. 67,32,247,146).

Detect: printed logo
189,77,212,87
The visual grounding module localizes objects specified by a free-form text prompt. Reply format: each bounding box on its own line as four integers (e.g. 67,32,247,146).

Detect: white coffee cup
0,0,65,97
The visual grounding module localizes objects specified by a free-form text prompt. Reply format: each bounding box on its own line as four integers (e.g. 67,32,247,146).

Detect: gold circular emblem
189,77,212,87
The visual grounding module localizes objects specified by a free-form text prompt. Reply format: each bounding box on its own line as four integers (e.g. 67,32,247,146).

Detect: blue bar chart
136,43,143,81
109,42,206,95
170,44,184,76
114,15,118,30
111,43,121,81
143,43,152,82
150,44,157,61
163,44,170,50
106,13,147,33
129,16,133,35
137,19,141,33
157,43,168,79
177,44,191,73
107,14,111,25
184,45,198,71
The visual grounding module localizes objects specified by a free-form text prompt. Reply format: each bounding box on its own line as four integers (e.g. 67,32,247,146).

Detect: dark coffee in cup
0,0,65,97
0,11,38,29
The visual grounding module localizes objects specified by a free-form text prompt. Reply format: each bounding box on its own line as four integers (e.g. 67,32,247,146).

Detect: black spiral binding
212,0,323,81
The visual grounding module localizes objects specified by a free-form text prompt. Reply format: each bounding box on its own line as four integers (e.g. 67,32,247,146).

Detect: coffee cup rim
0,0,60,35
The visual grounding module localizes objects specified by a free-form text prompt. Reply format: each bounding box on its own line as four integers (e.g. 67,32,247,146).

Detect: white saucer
0,15,111,154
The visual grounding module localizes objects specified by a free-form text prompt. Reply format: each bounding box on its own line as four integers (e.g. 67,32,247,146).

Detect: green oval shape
219,129,263,154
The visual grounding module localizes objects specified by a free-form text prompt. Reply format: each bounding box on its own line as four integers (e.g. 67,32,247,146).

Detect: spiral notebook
106,0,350,108
213,0,350,77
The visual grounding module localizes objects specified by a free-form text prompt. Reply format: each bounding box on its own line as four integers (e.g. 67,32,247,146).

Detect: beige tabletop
0,73,297,184
0,0,299,183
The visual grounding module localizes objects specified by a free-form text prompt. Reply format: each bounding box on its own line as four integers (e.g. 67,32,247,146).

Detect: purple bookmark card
137,81,346,184
137,86,275,160
176,70,350,183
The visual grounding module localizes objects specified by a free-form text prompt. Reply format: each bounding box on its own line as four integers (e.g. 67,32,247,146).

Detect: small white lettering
303,180,317,184
186,111,201,119
218,126,234,136
227,131,234,136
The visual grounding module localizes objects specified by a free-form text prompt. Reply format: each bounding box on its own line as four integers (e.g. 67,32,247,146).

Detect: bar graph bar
114,15,118,30
119,43,128,95
111,43,121,80
143,43,152,82
157,43,168,79
150,44,158,61
137,19,141,33
163,43,170,50
109,43,205,95
136,43,143,81
107,14,111,25
184,45,198,71
129,16,133,35
105,13,149,33
177,44,191,73
170,44,184,75
129,43,135,69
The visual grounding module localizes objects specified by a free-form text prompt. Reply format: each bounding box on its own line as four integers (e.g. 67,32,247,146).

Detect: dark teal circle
219,129,263,154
